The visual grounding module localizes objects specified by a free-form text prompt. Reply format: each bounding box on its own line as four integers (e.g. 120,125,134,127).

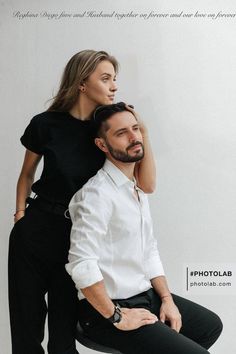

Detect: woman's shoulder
29,111,68,128
31,110,66,121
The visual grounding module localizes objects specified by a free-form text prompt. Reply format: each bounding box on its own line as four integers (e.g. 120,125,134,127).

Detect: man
66,102,222,354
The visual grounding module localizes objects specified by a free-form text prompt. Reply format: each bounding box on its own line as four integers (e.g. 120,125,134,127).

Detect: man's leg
168,293,223,349
80,292,222,354
79,311,213,354
112,289,222,350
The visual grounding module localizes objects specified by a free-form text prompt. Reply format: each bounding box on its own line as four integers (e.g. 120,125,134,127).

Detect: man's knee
210,311,223,337
202,310,223,349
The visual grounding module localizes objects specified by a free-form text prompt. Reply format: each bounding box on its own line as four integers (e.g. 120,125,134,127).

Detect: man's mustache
126,141,143,151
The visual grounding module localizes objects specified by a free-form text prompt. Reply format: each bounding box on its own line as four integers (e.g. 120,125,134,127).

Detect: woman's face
81,60,117,105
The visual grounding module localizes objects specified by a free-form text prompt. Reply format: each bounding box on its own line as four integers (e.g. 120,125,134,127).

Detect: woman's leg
45,214,79,354
8,207,79,354
47,264,79,354
8,215,48,354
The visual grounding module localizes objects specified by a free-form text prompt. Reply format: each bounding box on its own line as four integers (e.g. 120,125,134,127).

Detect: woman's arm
126,106,156,193
14,149,42,223
135,126,156,193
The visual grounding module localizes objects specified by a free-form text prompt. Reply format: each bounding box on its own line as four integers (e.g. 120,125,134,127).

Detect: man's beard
106,140,144,162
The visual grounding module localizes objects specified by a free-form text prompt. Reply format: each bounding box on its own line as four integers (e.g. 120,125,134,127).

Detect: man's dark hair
92,102,134,137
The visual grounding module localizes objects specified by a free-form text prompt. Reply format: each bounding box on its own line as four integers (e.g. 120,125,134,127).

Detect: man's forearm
151,276,172,300
81,280,115,318
81,280,158,331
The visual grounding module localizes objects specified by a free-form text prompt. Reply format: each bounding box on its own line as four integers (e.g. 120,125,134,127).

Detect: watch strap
107,304,122,324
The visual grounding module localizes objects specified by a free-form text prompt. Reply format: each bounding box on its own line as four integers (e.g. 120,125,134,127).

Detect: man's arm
66,184,157,331
144,208,182,332
82,280,158,331
151,276,182,332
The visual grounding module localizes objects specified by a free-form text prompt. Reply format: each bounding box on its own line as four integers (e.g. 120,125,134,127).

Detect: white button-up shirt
66,159,165,300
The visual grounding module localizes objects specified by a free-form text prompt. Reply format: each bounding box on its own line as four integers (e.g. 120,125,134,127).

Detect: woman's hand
125,104,148,137
14,210,25,223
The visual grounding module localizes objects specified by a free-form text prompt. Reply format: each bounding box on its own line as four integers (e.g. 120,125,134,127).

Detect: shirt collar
102,159,136,188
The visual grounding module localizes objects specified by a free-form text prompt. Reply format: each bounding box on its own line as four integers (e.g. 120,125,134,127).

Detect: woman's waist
26,196,71,219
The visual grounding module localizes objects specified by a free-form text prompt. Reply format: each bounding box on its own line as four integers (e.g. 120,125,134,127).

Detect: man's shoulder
70,168,116,204
83,168,114,193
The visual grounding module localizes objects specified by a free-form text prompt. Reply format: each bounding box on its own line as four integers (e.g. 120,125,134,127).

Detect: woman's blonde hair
48,50,119,112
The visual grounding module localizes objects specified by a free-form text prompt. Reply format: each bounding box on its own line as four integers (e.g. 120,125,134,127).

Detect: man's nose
129,131,138,142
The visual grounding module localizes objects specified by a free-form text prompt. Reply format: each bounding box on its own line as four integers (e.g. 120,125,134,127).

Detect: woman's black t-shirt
20,111,105,206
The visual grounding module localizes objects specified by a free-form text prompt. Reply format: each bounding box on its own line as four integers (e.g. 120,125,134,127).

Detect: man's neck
107,157,135,181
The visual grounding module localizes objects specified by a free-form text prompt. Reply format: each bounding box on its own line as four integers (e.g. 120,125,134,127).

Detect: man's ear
95,137,108,152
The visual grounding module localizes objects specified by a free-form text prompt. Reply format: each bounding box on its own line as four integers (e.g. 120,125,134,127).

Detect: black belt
26,197,71,218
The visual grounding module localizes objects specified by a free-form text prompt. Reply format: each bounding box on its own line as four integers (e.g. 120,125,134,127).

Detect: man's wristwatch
107,304,122,324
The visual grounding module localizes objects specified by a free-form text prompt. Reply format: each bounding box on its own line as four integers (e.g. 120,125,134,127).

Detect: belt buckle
64,209,71,219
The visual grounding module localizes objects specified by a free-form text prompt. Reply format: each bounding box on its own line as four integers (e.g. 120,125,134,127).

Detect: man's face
99,111,144,163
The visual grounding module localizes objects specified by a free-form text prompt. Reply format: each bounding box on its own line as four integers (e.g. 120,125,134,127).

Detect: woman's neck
69,96,97,120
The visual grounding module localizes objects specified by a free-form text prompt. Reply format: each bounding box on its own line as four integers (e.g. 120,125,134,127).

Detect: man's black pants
78,288,222,354
8,204,79,354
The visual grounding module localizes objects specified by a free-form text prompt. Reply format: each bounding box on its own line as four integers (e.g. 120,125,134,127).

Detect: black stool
76,321,122,354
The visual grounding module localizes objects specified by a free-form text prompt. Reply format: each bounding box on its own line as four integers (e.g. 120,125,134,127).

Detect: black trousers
78,289,223,354
8,204,79,354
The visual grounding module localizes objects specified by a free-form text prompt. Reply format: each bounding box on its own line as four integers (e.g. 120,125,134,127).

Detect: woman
8,50,156,354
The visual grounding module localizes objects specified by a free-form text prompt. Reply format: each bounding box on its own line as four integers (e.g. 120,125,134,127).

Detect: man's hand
159,296,182,332
114,307,158,331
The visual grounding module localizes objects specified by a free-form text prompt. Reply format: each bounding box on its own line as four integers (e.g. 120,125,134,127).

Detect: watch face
108,305,122,323
114,311,121,322
113,306,122,323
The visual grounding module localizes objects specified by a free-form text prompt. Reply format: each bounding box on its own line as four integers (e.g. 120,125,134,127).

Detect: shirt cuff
66,260,104,289
145,257,165,280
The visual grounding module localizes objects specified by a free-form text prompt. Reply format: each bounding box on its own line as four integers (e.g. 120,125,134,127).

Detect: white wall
1,0,235,353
